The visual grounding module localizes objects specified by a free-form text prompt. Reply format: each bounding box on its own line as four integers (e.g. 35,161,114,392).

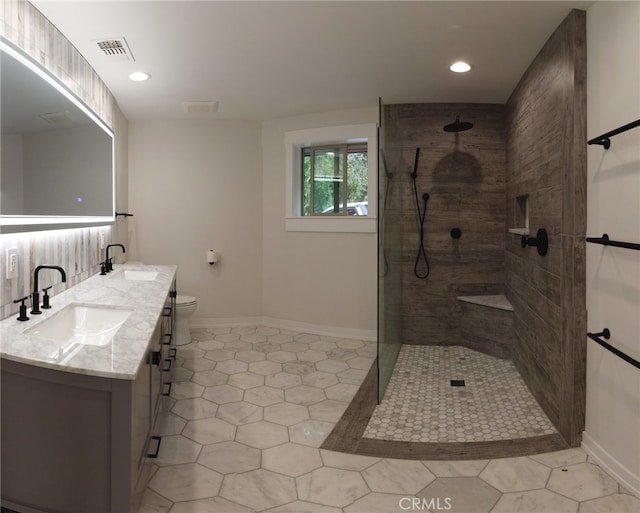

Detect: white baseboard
190,316,264,329
582,431,640,498
190,315,376,342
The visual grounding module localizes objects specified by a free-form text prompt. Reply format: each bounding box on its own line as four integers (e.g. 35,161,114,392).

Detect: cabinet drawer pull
169,348,177,359
163,359,173,372
162,333,172,345
163,382,172,396
147,436,162,458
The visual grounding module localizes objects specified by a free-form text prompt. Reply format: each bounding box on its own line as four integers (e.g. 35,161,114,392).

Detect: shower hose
411,148,430,279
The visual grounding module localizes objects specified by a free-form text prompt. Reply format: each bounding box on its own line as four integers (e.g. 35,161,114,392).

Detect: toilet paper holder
206,250,219,265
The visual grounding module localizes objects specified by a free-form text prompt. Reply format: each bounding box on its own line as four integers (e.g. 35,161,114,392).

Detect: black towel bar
587,328,640,370
587,119,640,149
586,234,640,251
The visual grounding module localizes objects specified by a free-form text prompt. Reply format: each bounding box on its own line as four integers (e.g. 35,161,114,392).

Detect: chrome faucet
103,244,126,273
31,265,67,315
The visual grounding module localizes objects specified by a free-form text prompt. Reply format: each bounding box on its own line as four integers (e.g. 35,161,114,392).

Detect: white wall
112,103,129,260
261,107,378,337
128,108,378,337
128,119,263,320
584,0,640,496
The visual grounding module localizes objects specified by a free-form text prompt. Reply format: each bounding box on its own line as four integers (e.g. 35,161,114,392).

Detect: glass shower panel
377,98,403,402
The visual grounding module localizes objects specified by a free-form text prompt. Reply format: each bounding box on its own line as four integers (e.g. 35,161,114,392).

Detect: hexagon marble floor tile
138,326,639,513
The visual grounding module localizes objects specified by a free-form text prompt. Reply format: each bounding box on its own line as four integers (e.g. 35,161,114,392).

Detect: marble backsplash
0,226,112,320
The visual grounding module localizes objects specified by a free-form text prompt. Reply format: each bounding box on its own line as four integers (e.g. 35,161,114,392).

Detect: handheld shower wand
410,148,430,280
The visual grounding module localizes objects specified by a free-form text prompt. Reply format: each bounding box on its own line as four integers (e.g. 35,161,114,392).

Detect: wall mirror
0,38,115,233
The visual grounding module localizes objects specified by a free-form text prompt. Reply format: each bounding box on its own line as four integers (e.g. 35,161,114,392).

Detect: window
301,143,368,216
285,123,377,233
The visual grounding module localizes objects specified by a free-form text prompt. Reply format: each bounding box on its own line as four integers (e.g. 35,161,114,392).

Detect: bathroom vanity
0,264,177,513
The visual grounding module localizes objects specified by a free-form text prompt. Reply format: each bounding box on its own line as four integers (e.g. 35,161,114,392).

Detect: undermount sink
109,270,159,281
26,303,133,346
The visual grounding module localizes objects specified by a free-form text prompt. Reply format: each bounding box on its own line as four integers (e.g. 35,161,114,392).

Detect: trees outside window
301,143,368,216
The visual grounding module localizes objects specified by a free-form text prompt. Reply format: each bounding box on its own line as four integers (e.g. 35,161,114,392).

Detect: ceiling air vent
94,37,134,61
181,101,219,115
39,111,75,124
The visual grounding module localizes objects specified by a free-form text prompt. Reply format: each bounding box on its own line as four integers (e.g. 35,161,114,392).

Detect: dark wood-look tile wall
505,9,587,446
384,103,507,346
459,302,513,360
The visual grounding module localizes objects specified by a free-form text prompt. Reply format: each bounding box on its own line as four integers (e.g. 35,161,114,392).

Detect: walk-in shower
373,102,574,456
342,11,586,458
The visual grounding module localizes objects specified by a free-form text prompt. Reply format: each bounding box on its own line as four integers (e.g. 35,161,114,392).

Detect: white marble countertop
0,264,177,380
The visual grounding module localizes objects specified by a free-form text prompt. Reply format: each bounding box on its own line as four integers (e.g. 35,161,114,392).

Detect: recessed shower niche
511,194,530,235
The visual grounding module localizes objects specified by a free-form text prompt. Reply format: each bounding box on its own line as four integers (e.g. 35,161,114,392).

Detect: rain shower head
443,115,473,132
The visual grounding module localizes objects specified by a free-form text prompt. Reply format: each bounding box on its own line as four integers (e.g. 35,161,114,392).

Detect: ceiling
31,1,594,122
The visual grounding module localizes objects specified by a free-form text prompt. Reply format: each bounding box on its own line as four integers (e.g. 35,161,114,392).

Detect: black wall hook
521,228,548,256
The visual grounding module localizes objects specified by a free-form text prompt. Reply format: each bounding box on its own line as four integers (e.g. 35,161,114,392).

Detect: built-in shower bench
456,295,514,360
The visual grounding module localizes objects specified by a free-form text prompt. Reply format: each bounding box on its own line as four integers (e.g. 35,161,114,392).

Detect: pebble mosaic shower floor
364,345,558,443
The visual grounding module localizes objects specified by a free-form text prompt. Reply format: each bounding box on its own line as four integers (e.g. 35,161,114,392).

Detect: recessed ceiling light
129,71,150,81
450,61,471,73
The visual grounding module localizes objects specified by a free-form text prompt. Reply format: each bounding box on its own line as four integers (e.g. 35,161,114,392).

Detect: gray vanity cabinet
129,319,160,506
1,360,114,513
127,284,177,511
0,283,177,513
157,290,176,417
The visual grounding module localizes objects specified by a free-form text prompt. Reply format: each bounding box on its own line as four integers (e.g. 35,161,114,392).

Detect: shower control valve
521,228,548,256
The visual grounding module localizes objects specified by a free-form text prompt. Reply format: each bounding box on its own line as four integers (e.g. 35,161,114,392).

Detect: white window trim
285,123,377,233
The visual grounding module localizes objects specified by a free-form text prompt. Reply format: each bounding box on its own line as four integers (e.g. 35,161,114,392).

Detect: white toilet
174,295,197,345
